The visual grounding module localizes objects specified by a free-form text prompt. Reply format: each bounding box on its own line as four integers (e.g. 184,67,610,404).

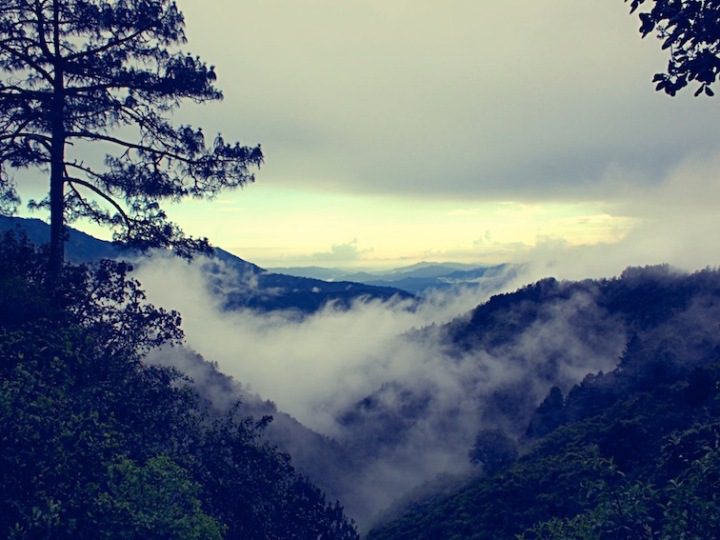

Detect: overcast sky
75,1,720,268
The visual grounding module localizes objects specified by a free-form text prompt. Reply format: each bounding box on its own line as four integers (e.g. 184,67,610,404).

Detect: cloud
256,238,375,267
175,0,719,201
133,252,627,528
309,239,371,263
503,150,720,285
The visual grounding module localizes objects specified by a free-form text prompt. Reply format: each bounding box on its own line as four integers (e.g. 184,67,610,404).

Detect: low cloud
503,150,720,286
133,253,626,528
134,254,480,428
310,239,372,264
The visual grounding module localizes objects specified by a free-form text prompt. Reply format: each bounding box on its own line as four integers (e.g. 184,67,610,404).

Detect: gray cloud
503,150,720,284
308,239,370,263
175,0,719,201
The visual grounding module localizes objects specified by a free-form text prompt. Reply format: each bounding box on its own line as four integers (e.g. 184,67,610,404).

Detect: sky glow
166,187,635,268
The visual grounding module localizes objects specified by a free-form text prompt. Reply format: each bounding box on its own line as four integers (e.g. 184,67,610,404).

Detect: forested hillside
367,268,720,539
5,225,720,539
0,233,359,540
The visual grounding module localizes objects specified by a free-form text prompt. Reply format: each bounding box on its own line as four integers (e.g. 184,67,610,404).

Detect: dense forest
368,269,720,539
0,233,359,539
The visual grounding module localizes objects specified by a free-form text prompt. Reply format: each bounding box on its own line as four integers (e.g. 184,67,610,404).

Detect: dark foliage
0,234,358,539
370,360,720,539
447,265,720,354
526,386,564,438
627,0,720,96
468,429,518,475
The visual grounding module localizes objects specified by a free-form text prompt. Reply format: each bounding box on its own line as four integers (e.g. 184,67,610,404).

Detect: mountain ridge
0,215,413,313
268,261,515,295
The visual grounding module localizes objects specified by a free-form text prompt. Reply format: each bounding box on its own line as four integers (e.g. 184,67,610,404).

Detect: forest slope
0,233,359,539
367,267,720,539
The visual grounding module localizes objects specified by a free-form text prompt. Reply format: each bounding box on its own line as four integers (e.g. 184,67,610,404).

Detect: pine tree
0,0,263,279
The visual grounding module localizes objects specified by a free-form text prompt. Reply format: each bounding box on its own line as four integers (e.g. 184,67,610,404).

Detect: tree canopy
627,0,720,96
0,0,263,277
0,232,359,539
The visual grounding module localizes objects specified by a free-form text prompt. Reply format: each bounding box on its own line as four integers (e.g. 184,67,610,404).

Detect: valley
4,216,719,537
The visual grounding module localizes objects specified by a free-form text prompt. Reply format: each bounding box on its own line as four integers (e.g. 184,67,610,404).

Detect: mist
133,252,632,528
136,255,495,430
503,150,720,287
129,145,720,526
129,144,720,526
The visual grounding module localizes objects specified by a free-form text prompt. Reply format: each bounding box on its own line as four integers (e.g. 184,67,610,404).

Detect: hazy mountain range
0,215,412,313
141,261,720,534
269,262,517,295
0,215,519,310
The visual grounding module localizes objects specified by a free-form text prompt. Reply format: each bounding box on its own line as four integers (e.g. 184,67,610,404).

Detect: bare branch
67,130,197,164
32,0,54,61
65,26,149,62
64,160,103,179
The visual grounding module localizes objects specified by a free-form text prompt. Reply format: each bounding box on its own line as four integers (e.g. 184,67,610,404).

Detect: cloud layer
177,0,719,201
134,252,628,527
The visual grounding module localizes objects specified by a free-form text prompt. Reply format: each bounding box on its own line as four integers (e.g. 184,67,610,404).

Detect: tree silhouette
0,0,263,280
627,0,720,96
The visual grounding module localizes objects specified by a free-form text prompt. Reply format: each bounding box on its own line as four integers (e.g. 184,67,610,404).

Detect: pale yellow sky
161,185,636,268
159,0,715,269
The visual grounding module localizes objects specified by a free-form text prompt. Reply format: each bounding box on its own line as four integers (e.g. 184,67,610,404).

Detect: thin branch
65,160,103,179
67,130,195,164
33,0,55,61
64,26,149,62
0,131,51,143
0,116,32,138
0,41,54,84
0,84,52,98
65,175,131,226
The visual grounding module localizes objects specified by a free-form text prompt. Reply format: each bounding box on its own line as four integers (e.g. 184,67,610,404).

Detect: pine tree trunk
48,0,65,286
49,117,65,283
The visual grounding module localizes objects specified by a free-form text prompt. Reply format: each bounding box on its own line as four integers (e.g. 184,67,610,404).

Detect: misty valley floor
140,252,720,538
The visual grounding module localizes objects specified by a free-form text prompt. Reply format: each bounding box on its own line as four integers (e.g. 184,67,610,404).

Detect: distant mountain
383,261,484,279
267,266,343,281
269,261,517,295
0,214,125,263
0,215,412,313
223,273,412,313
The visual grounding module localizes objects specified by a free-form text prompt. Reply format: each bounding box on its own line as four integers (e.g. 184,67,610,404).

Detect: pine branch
0,41,54,84
67,130,199,164
65,175,131,226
